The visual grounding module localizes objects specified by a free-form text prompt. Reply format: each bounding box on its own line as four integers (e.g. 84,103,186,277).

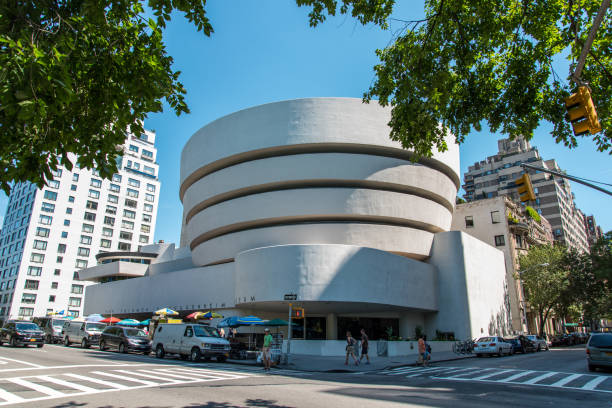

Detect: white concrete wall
427,231,510,340
281,340,455,356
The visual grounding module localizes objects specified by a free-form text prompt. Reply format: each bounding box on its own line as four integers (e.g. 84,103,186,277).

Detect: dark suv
587,332,612,372
0,320,44,347
99,326,151,354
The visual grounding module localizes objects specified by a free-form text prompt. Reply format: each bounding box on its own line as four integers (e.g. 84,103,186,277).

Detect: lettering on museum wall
235,296,256,304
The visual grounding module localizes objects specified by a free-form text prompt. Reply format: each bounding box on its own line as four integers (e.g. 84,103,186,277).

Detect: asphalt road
0,343,608,407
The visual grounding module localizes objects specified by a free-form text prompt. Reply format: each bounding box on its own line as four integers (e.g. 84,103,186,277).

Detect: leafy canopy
299,0,611,158
0,0,212,194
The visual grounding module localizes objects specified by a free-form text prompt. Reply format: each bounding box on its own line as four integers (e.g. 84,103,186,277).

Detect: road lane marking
7,378,64,397
405,367,461,378
0,388,25,403
91,371,157,386
472,369,515,380
169,368,251,379
0,363,155,373
36,376,98,393
0,356,44,368
550,374,582,387
497,370,535,382
522,372,557,385
112,370,182,383
581,376,608,391
64,373,129,389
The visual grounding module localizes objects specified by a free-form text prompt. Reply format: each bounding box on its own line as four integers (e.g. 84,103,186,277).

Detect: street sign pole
287,303,292,365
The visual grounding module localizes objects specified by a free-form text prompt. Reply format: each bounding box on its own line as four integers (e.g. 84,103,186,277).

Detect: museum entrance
337,317,399,340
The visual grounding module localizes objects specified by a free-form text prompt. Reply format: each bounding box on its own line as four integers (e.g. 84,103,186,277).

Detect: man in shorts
262,328,273,372
359,328,370,364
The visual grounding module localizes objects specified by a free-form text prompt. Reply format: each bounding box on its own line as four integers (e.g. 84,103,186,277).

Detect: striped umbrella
154,308,178,316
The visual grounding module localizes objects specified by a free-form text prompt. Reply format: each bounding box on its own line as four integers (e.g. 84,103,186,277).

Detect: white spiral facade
180,98,460,266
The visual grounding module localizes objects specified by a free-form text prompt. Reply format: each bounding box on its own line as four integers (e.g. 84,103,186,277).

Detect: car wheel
190,347,201,362
99,340,107,351
118,343,127,353
37,344,44,348
81,339,89,349
64,337,70,347
476,353,482,357
45,334,52,344
217,355,227,363
10,336,17,347
155,344,165,359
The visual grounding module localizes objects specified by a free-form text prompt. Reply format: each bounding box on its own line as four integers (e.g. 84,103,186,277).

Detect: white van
62,320,107,348
152,323,230,362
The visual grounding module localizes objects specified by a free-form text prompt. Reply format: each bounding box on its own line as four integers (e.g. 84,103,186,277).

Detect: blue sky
1,1,610,243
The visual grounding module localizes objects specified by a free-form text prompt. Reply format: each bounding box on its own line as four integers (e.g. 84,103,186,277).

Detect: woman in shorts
345,331,359,366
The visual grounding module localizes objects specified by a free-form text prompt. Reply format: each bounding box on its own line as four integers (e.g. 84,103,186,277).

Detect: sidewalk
227,351,474,373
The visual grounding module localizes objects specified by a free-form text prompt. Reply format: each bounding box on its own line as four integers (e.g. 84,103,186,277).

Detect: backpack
426,344,432,353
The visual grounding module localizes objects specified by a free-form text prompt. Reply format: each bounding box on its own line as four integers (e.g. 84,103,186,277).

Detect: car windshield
52,320,65,328
589,334,612,348
16,323,39,331
86,323,106,331
194,325,220,338
477,337,495,342
124,328,146,337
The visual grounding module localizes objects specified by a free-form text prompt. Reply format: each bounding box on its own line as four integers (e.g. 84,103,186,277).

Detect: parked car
474,336,513,357
99,326,151,354
505,336,536,354
33,317,71,344
152,323,231,362
586,332,612,372
62,320,106,348
525,335,549,351
551,334,573,347
0,320,44,347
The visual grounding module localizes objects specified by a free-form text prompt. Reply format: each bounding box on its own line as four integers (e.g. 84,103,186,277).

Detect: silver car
474,336,513,357
587,332,612,372
526,335,549,351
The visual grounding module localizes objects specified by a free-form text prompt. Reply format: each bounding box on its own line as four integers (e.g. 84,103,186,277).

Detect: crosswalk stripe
387,367,423,375
581,376,608,391
472,369,515,380
64,373,128,389
91,371,157,386
404,367,453,377
496,370,535,382
144,370,204,380
166,368,243,379
522,372,557,385
441,368,486,378
550,373,582,387
113,370,182,383
36,375,98,393
435,367,480,375
0,388,25,403
172,367,251,378
7,378,65,397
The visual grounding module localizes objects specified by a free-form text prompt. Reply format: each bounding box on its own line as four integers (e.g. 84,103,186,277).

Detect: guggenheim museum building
83,98,510,341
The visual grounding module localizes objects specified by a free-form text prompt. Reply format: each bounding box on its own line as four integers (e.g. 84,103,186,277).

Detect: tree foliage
300,0,611,158
0,0,212,194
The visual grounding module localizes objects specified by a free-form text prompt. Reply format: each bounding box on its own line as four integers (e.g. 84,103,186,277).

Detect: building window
109,184,120,193
128,178,140,188
88,189,100,199
142,214,152,223
112,174,122,183
146,183,156,193
106,205,117,214
19,307,34,317
494,235,505,246
21,293,36,304
49,295,55,302
80,235,92,245
124,199,137,208
144,204,153,213
142,149,153,158
75,259,88,269
81,223,94,233
141,224,150,233
36,227,50,237
64,219,70,226
24,280,39,290
139,235,149,243
73,271,79,280
48,180,60,189
57,243,66,253
72,173,79,182
27,266,42,276
90,179,102,188
71,284,84,294
104,216,115,226
68,297,81,307
33,240,47,250
108,194,118,204
77,247,90,257
41,202,55,213
30,253,45,263
127,188,138,198
86,200,98,210
71,184,77,191
143,165,155,175
61,231,68,238
129,145,139,153
68,195,75,203
83,212,96,222
465,216,474,228
121,220,134,230
51,282,58,289
57,256,63,263
491,211,501,224
100,239,111,248
118,242,131,251
102,227,113,237
39,215,52,225
123,209,135,219
119,231,132,240
145,193,154,202
44,190,58,201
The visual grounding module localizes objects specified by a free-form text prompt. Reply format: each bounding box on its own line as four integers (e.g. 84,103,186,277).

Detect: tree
299,0,611,158
517,244,569,337
0,0,213,194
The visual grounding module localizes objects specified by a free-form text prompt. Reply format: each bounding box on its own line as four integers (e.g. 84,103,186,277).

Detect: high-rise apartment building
584,214,604,248
0,130,160,320
463,136,589,253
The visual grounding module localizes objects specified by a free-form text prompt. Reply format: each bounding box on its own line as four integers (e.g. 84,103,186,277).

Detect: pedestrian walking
345,331,359,366
359,328,370,364
417,335,428,367
219,327,225,339
262,328,273,372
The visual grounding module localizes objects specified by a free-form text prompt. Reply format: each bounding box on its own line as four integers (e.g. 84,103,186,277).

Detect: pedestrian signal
515,174,536,202
292,307,305,319
565,86,602,136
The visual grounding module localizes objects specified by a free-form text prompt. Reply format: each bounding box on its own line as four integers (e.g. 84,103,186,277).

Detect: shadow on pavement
48,399,294,408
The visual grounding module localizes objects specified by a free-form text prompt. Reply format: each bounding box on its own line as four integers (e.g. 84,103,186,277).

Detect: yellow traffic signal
292,307,305,319
515,174,536,202
565,86,602,136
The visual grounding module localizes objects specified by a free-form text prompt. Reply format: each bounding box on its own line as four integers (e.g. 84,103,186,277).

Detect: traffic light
292,307,305,319
565,86,602,136
515,174,536,202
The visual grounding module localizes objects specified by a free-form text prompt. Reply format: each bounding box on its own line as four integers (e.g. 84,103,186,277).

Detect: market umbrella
155,308,178,316
85,314,104,322
139,319,151,326
100,316,121,324
264,318,298,327
117,319,140,326
202,311,224,319
236,316,263,325
185,311,205,320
